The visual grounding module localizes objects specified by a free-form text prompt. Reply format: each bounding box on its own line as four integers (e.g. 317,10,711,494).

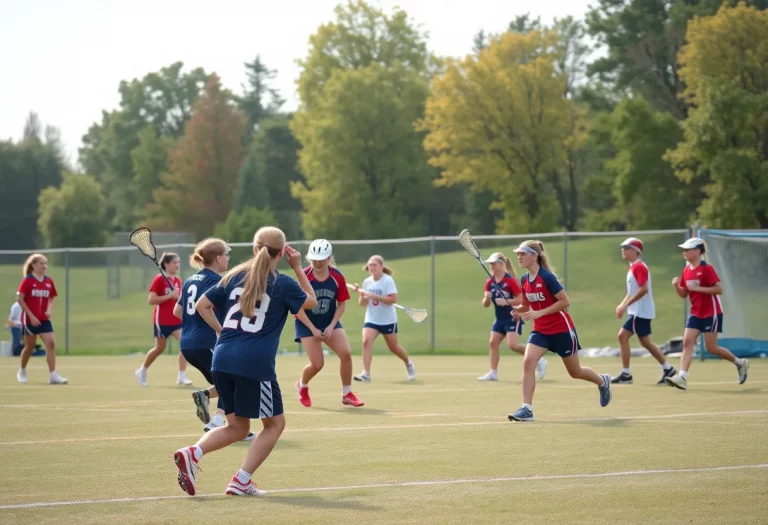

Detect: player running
294,239,364,408
507,241,612,422
135,252,192,387
351,255,415,383
15,253,67,384
611,238,676,384
478,251,547,381
665,237,748,390
173,226,316,497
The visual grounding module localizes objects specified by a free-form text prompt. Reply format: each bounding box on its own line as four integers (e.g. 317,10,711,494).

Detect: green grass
0,233,688,354
0,355,766,524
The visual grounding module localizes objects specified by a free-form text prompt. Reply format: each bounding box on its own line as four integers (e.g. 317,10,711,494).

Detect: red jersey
150,274,182,327
485,273,521,320
680,261,723,318
17,275,58,322
520,267,575,335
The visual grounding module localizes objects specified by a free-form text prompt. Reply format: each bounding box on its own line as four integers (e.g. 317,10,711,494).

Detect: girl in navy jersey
508,240,611,422
478,251,547,381
174,226,316,497
15,254,67,384
135,252,192,387
294,239,364,408
665,237,748,390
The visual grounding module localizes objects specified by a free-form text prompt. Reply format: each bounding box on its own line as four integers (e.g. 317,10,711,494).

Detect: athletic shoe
243,431,256,441
665,374,688,391
657,367,677,384
477,371,498,381
173,447,201,496
135,368,147,387
177,375,193,386
49,372,68,385
226,476,266,497
16,368,27,384
342,392,364,407
192,391,210,424
537,357,548,380
296,381,311,407
353,371,371,382
598,374,612,407
737,359,749,385
508,406,534,422
611,372,633,384
406,361,416,381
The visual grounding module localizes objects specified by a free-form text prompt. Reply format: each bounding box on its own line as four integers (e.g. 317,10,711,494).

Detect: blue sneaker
598,374,612,407
508,406,534,422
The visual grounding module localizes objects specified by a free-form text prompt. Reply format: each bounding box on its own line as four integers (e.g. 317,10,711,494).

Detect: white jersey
363,274,398,325
9,302,22,327
626,260,655,319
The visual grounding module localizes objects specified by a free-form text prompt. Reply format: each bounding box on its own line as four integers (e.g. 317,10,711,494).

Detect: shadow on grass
261,494,381,511
310,406,389,416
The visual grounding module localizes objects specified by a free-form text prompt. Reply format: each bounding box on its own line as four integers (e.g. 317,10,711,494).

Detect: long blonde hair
22,253,46,276
362,255,393,276
190,238,228,269
220,227,285,318
520,240,556,277
494,253,517,281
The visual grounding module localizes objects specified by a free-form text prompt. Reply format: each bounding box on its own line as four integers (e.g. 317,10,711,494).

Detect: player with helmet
611,237,676,385
294,239,364,408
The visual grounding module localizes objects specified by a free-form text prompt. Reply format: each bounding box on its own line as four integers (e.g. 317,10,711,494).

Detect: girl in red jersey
478,252,547,381
15,254,67,384
665,237,748,390
507,240,611,422
135,252,192,387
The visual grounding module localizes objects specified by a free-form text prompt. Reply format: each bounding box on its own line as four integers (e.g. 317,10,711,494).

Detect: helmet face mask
307,239,333,262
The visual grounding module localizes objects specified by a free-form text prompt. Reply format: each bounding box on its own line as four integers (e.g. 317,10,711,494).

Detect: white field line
1,409,766,447
0,463,766,510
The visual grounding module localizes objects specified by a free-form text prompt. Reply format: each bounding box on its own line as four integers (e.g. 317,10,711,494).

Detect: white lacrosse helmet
307,239,333,261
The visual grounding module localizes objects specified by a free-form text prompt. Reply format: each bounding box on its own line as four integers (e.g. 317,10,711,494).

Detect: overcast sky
1,0,593,166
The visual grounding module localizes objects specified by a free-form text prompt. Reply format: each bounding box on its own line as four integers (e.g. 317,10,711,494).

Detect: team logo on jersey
31,289,50,298
526,292,546,302
686,279,700,287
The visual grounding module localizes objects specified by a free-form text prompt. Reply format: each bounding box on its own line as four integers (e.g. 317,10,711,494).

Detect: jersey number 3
222,287,270,333
186,285,198,315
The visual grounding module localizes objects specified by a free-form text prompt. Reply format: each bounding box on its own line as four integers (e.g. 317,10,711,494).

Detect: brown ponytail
159,252,179,271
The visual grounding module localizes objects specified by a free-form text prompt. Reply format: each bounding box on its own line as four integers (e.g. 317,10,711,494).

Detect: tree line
1,0,766,250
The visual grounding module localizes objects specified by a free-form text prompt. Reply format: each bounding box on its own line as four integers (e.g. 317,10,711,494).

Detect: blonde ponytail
190,237,228,269
363,255,393,276
503,256,517,281
520,240,557,278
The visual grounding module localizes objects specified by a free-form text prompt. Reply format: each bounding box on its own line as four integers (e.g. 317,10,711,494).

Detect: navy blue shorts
23,320,53,336
622,315,652,337
154,324,182,339
491,319,523,335
528,330,581,358
686,314,723,333
181,348,214,384
363,322,398,334
294,320,343,342
213,371,283,419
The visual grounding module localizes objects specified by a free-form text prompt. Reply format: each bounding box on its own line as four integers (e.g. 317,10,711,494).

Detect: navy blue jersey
178,269,221,351
485,273,522,320
207,271,307,382
300,266,350,329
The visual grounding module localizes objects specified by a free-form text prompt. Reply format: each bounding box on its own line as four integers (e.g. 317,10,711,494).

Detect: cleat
737,359,749,385
353,372,371,382
537,357,548,380
657,367,677,384
243,432,256,441
16,369,27,384
406,361,416,381
342,391,364,407
135,368,147,387
611,372,633,384
477,371,498,381
226,477,266,496
599,374,612,407
508,406,534,422
665,374,688,391
296,381,311,407
173,447,200,496
49,372,68,385
192,391,210,424
177,375,193,386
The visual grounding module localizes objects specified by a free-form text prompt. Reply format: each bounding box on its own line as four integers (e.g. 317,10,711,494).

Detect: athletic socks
662,362,673,370
622,368,631,375
299,382,308,389
236,469,251,484
192,446,203,461
680,370,689,380
734,358,744,367
342,385,351,396
522,403,533,410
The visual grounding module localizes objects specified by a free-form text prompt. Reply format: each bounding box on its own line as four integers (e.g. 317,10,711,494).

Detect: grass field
0,355,766,524
0,233,689,354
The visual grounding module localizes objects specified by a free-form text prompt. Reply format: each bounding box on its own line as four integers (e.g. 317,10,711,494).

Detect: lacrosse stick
458,229,514,308
129,227,175,289
346,283,428,323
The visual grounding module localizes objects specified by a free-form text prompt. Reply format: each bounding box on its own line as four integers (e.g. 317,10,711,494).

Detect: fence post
430,236,436,353
65,249,70,355
563,231,569,290
696,225,706,362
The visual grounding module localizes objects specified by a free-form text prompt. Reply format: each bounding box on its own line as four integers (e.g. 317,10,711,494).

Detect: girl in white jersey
351,255,415,382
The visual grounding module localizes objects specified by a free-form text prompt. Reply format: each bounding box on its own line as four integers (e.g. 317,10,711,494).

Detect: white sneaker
177,375,193,386
243,432,256,442
737,359,749,385
173,447,200,496
49,372,68,385
17,368,27,384
204,417,225,432
226,477,266,497
477,371,498,381
353,371,371,382
537,357,548,380
135,367,147,387
406,361,416,381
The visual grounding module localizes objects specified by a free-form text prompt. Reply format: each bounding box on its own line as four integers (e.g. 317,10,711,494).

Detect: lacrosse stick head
129,227,157,260
406,308,429,323
458,229,481,259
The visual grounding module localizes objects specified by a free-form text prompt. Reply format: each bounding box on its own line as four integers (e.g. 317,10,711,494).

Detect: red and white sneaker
342,391,364,407
296,381,311,407
173,447,201,496
226,476,266,497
